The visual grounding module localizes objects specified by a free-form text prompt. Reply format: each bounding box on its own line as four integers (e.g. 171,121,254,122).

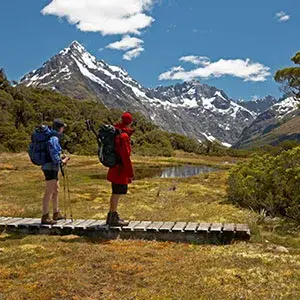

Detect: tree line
0,69,223,157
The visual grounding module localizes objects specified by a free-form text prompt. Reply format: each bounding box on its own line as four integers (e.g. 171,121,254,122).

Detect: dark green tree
275,52,300,99
0,68,11,90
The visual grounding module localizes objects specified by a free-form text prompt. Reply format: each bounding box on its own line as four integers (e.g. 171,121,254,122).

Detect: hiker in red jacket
106,112,134,226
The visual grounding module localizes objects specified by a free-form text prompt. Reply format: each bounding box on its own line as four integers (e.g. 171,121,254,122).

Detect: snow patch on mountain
214,91,227,101
72,57,113,91
272,97,299,118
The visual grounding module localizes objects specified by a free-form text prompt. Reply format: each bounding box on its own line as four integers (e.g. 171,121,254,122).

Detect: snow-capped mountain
237,96,278,115
20,41,255,145
271,97,299,118
235,97,300,148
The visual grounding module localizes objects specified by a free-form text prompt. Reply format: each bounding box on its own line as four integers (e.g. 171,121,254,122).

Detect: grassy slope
237,110,300,149
1,153,300,299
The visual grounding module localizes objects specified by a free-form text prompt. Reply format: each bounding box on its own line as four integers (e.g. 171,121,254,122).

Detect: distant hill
234,97,300,149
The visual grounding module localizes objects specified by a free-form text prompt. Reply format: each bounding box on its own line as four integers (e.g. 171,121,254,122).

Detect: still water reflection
159,165,216,179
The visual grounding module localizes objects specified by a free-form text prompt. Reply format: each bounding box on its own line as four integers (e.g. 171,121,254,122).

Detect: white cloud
106,35,144,51
123,47,144,61
180,55,210,66
275,11,290,22
42,0,155,35
42,0,156,60
107,35,144,61
159,57,271,82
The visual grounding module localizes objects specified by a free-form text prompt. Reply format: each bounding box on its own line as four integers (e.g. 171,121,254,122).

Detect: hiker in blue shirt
41,119,69,225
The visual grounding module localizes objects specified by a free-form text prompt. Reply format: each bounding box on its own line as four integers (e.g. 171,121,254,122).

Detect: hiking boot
53,211,65,221
115,212,127,223
106,212,129,227
115,212,129,226
41,213,57,225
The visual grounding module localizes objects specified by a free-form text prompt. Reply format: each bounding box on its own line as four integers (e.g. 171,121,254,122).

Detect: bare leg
42,180,56,215
52,180,60,213
109,194,122,212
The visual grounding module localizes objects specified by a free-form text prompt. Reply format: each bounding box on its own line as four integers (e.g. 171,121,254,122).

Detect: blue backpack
28,125,55,166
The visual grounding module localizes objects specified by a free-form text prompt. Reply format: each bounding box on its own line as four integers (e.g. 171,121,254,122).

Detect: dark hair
53,119,66,131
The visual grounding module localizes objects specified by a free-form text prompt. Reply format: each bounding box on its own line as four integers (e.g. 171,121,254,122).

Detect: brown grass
0,152,300,299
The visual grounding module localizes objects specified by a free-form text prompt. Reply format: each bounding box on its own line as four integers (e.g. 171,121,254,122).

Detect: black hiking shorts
43,170,59,181
111,183,128,195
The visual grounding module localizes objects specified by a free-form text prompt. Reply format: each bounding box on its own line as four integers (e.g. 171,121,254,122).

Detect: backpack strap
116,129,128,148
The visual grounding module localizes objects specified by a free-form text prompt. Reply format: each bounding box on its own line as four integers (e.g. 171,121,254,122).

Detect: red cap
122,112,133,125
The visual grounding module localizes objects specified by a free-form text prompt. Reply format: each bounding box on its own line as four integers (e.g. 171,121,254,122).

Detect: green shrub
0,70,203,157
134,130,174,157
228,147,300,221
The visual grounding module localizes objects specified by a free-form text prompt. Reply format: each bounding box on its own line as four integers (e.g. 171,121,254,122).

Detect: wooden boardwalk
0,217,250,244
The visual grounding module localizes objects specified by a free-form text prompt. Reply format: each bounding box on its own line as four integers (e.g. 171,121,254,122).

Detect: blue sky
0,0,299,100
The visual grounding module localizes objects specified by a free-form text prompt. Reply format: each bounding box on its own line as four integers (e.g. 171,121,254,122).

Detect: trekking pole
86,120,102,147
64,165,74,221
60,163,67,220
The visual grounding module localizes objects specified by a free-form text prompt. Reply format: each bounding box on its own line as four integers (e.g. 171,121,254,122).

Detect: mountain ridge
235,96,300,148
20,41,258,145
237,95,278,115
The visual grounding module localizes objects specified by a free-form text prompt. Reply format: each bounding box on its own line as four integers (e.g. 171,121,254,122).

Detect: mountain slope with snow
237,96,278,115
235,97,300,148
20,41,255,145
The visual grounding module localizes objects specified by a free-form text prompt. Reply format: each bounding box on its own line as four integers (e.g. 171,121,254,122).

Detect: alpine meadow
1,1,300,299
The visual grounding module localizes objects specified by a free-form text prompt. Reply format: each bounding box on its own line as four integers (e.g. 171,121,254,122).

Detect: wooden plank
172,222,187,232
75,220,99,229
134,221,152,231
4,218,23,226
223,223,235,232
20,218,41,227
236,224,250,234
63,219,86,229
197,223,211,232
210,223,223,232
88,220,106,226
0,216,250,243
184,222,199,232
86,220,107,230
108,225,123,231
147,222,164,231
235,224,251,240
40,223,52,229
0,217,13,225
159,222,175,232
7,218,33,227
122,221,141,231
52,219,73,229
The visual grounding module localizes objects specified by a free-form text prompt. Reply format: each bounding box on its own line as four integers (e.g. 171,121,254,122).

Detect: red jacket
107,123,134,185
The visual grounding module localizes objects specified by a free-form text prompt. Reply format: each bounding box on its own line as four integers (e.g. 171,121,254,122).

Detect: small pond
159,165,216,179
90,165,217,181
134,165,217,180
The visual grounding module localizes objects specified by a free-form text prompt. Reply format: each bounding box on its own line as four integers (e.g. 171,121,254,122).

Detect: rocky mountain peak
19,41,258,146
